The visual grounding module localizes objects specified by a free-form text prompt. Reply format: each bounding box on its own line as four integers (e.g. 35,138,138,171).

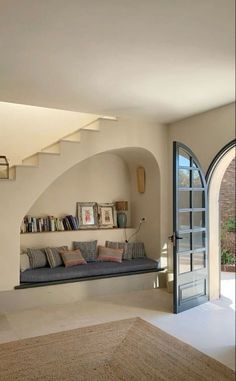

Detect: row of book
20,215,80,233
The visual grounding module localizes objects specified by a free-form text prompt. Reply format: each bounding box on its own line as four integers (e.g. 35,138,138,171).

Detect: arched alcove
21,147,161,260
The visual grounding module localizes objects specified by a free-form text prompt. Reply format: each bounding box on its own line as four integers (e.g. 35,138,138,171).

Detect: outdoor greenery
221,218,236,266
221,249,236,265
223,218,236,232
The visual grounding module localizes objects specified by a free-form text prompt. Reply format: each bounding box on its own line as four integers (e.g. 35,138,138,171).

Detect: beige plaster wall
168,102,235,173
28,153,132,223
0,101,100,166
0,117,168,291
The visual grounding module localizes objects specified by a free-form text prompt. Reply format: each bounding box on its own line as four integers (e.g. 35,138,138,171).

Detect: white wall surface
28,153,131,221
0,102,100,166
168,103,235,173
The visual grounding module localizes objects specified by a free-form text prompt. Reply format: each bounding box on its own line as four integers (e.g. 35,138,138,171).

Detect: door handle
168,233,183,245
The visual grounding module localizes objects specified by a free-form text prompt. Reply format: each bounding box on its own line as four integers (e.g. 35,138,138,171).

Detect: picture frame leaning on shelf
76,202,98,229
98,203,116,229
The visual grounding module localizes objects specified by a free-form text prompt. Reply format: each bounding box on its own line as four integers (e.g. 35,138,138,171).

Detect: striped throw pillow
60,249,87,267
27,248,48,269
130,242,146,259
73,240,97,262
97,246,123,263
20,253,31,272
45,246,68,268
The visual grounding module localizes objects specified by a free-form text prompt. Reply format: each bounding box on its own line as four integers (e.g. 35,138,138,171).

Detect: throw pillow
97,246,123,263
130,242,146,259
60,249,87,267
27,248,48,269
20,253,31,272
45,246,68,268
73,240,97,262
105,241,132,260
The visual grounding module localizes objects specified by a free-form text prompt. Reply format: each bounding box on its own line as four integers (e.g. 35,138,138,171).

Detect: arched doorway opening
207,140,235,300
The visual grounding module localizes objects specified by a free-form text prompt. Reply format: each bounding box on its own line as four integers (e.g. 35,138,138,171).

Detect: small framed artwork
98,203,116,228
76,202,98,229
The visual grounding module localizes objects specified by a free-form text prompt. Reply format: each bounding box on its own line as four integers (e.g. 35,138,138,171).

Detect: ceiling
0,0,235,123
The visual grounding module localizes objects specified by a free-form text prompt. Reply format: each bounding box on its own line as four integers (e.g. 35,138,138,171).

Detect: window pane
192,211,205,229
192,191,205,208
178,212,190,231
178,233,191,252
192,170,202,188
179,169,190,187
179,149,190,166
179,191,191,209
192,231,205,250
179,253,191,274
180,280,206,301
192,251,205,270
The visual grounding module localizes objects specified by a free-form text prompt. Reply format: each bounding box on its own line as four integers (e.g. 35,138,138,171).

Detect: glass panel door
173,142,208,313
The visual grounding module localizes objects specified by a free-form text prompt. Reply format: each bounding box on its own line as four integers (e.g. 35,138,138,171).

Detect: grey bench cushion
20,258,159,283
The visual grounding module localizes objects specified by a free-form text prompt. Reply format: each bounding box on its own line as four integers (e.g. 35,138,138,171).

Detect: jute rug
0,317,234,381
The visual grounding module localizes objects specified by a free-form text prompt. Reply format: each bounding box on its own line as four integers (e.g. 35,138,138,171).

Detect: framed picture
98,203,116,228
76,202,98,229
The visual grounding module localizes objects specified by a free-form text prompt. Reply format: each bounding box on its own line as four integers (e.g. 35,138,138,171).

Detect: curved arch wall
0,118,168,290
22,149,161,260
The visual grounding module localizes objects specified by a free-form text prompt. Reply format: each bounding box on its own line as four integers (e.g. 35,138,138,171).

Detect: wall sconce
115,201,128,228
137,166,145,193
0,156,9,179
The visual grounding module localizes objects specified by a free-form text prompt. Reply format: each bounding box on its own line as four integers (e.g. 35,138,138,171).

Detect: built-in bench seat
18,258,161,288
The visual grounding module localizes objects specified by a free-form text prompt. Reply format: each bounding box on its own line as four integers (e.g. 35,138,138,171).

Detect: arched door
173,142,208,313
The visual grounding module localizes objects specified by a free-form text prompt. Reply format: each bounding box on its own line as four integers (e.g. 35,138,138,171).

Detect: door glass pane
180,280,205,301
179,253,191,274
178,232,191,251
192,170,202,188
179,191,191,209
178,212,190,231
192,251,205,270
193,211,205,229
179,169,190,187
192,231,205,249
192,191,204,208
179,149,190,166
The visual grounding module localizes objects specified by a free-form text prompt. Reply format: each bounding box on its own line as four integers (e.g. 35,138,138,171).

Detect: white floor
0,272,235,371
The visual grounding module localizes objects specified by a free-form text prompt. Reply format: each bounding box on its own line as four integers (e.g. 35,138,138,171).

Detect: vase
117,212,127,228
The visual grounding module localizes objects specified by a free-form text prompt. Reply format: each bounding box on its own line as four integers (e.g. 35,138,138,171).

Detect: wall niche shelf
20,227,134,235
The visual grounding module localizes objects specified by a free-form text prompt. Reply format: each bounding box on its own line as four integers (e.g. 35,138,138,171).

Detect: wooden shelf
21,227,134,235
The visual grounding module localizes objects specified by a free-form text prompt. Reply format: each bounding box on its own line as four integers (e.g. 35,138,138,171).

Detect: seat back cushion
27,248,48,269
73,240,97,262
97,246,123,263
60,249,87,267
45,246,68,268
20,253,31,272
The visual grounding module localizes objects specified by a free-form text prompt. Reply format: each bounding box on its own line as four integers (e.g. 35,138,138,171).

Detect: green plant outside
221,218,236,265
223,218,236,232
221,249,236,265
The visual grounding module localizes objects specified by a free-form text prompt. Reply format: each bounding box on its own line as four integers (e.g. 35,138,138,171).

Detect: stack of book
20,215,80,233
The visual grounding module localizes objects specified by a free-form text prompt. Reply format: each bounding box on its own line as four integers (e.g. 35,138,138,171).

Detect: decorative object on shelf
76,202,98,229
0,156,9,179
137,166,145,193
98,203,116,228
115,201,128,228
